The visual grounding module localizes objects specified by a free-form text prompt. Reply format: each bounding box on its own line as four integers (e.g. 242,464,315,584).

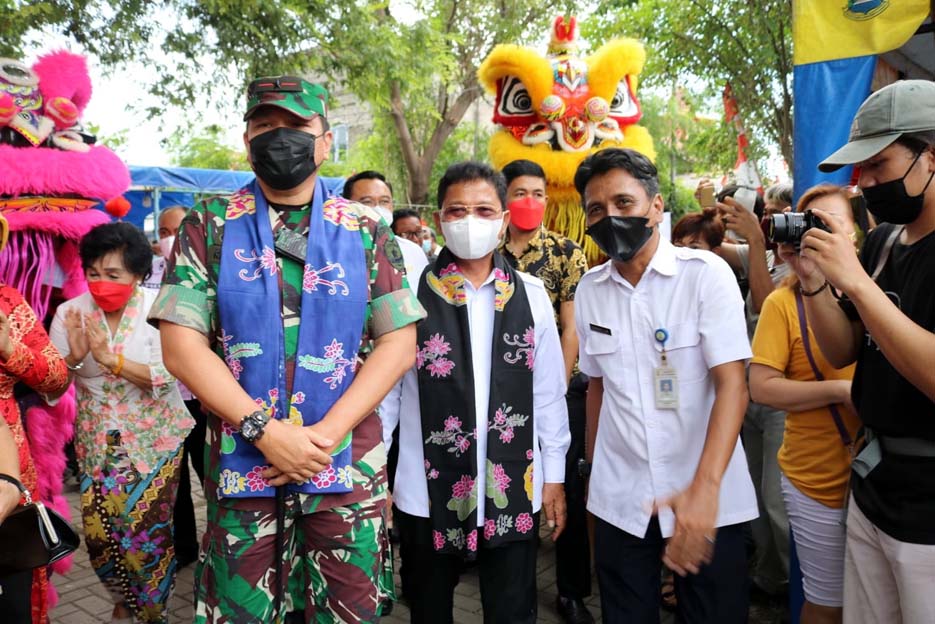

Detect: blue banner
793,56,876,205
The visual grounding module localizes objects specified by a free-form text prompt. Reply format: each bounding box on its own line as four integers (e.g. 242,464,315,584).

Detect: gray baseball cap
819,80,935,173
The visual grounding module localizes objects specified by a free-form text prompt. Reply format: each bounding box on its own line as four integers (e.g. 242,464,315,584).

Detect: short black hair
717,183,767,220
391,208,421,234
80,222,153,280
343,170,393,200
574,148,659,204
895,130,935,156
501,159,546,188
437,161,507,210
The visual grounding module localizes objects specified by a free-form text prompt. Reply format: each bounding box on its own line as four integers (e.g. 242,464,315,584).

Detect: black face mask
249,127,319,190
862,150,935,225
586,215,655,263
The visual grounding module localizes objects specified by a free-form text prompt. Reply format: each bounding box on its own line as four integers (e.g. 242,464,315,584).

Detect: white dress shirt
575,237,757,539
382,266,570,523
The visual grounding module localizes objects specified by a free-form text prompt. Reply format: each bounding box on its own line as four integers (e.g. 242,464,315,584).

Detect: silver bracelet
66,359,84,372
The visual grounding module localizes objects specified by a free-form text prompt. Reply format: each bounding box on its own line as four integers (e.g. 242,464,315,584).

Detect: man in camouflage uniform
150,76,425,623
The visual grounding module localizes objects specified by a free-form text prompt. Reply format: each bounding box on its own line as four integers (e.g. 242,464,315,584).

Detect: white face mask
440,215,504,260
158,235,176,259
373,206,393,225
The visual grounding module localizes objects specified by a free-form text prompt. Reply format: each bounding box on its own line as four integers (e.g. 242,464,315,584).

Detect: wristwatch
239,410,271,444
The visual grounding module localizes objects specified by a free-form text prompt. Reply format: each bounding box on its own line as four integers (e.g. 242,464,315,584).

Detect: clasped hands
259,419,340,487
62,308,120,371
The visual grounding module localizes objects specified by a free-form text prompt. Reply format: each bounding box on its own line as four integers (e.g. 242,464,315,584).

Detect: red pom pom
104,196,131,218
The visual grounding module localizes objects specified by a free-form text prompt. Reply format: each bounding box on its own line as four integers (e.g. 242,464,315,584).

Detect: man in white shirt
381,161,570,624
574,148,757,623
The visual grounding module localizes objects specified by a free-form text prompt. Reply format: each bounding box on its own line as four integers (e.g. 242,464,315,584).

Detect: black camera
767,210,831,247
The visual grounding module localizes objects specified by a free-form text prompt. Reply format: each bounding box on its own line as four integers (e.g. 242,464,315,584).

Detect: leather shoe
555,595,594,624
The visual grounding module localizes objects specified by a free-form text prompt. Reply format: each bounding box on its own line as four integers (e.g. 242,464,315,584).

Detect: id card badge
652,328,678,409
654,365,679,410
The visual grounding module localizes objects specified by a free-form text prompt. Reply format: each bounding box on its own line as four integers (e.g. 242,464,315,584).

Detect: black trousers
555,372,591,600
595,517,749,624
395,508,539,624
173,398,207,565
0,570,32,624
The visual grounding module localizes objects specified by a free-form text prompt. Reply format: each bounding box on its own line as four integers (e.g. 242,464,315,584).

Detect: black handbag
0,474,79,576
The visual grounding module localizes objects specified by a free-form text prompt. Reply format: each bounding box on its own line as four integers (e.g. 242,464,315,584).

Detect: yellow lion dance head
478,16,655,263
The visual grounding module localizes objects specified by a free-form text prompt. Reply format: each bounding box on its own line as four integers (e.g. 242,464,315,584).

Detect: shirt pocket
662,319,708,384
584,326,621,374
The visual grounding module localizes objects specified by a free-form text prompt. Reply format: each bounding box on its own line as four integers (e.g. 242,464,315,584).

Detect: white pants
843,495,935,624
780,474,845,607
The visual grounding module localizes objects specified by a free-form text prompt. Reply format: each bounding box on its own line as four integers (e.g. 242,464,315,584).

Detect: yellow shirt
751,286,859,508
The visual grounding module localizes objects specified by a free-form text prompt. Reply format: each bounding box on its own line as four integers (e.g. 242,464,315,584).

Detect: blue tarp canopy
125,165,347,236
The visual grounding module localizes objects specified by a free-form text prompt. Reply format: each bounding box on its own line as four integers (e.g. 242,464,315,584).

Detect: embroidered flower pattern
466,529,478,552
447,474,478,521
488,403,529,445
310,464,338,489
516,512,534,534
432,530,445,551
484,519,497,540
220,330,262,381
302,262,349,296
524,464,534,501
503,326,535,370
298,339,355,389
245,465,269,492
417,333,455,379
425,414,476,458
234,246,279,281
425,459,440,480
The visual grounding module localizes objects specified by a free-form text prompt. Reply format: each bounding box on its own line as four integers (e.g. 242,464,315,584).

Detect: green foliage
2,0,574,204
585,0,793,169
165,124,249,171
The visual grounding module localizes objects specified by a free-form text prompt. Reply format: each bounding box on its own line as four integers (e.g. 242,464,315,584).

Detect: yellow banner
794,0,931,65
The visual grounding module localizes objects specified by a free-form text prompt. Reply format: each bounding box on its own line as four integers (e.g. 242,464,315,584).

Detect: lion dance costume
479,16,655,264
0,51,130,622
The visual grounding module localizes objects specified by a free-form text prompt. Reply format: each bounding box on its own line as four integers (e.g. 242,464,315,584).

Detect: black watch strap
0,473,30,502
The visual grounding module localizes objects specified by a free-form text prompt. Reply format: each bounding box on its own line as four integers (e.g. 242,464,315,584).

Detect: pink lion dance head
0,51,129,320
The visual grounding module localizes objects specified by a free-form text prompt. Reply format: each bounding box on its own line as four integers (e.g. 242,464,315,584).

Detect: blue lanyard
654,328,669,364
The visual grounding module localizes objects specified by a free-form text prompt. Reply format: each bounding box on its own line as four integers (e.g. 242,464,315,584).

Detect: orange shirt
751,286,859,508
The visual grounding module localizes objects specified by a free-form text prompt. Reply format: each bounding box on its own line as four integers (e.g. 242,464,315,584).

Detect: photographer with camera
697,180,794,601
790,80,935,624
752,184,863,624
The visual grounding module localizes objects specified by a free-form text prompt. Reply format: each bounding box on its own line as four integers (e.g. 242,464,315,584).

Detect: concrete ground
48,468,786,623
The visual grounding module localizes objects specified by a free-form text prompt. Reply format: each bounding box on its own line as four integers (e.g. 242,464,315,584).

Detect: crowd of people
0,73,933,624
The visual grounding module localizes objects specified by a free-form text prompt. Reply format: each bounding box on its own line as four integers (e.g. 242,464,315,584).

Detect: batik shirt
149,192,425,511
499,226,588,329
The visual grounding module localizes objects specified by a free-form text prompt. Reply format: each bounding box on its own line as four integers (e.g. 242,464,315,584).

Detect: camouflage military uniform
149,194,425,623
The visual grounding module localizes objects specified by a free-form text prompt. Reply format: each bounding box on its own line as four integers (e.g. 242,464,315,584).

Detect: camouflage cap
243,75,329,122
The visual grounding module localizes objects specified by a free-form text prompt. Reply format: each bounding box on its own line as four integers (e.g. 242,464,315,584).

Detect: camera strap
794,289,853,449
869,225,904,282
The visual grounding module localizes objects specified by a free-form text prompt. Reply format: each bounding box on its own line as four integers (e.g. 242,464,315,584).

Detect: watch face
241,419,258,440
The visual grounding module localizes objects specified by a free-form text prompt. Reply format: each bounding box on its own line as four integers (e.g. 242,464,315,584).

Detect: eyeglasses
399,230,423,243
440,204,503,220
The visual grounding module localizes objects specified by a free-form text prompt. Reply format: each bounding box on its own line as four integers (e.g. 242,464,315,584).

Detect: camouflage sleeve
363,215,426,339
148,200,218,337
561,238,588,303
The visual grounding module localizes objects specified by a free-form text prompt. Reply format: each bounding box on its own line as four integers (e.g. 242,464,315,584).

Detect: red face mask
507,196,545,231
88,280,135,312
